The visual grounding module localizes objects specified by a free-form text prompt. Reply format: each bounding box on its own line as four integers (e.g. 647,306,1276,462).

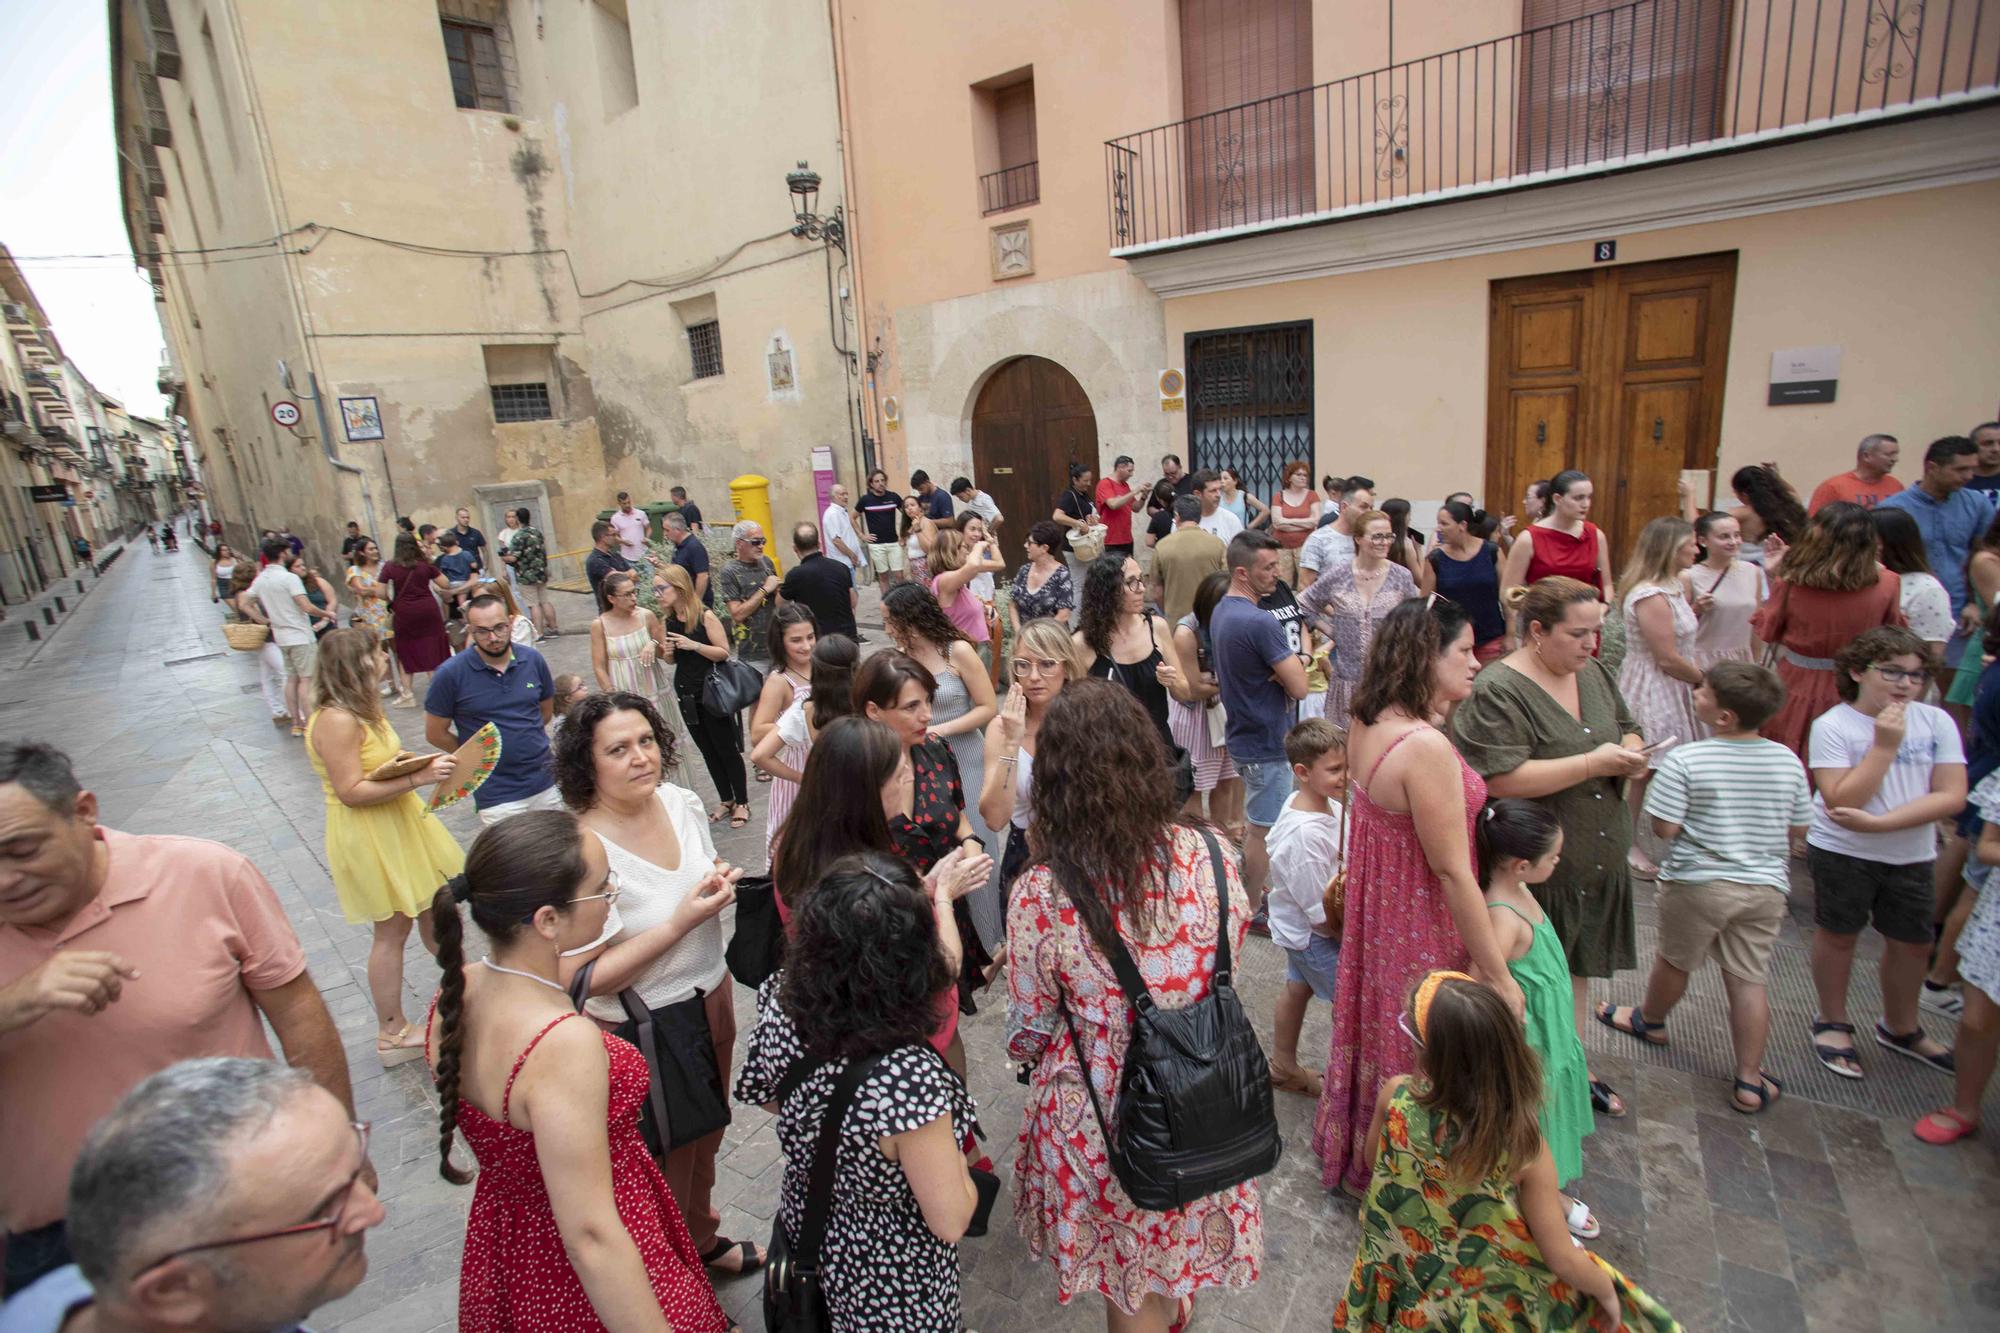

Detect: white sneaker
1920,983,1964,1018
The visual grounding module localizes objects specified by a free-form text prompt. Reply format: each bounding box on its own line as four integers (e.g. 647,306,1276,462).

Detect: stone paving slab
7,544,1997,1332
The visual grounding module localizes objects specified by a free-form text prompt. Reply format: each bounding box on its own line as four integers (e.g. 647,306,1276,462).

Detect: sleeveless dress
1429,542,1507,655
305,713,464,924
600,622,659,697
1948,585,1993,707
441,1011,729,1333
1489,902,1594,1188
1088,622,1172,745
1618,585,1701,764
1339,1083,1680,1332
1169,613,1236,792
1273,491,1316,549
1687,559,1768,668
763,672,811,857
1524,522,1604,596
930,575,990,644
1312,728,1486,1194
383,560,451,673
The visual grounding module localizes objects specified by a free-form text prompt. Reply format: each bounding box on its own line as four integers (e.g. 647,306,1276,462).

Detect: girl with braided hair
424,811,728,1332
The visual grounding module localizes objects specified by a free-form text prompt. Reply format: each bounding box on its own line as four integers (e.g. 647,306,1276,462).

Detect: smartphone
1640,735,1677,754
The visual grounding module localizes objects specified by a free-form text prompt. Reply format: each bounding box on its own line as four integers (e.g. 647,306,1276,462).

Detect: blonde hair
928,528,966,574
658,564,701,625
552,673,587,718
311,627,386,728
1013,617,1088,681
1506,575,1599,637
472,579,522,619
1618,516,1693,592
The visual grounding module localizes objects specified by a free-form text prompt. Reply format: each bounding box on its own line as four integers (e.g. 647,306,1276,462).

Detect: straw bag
1071,524,1106,563
223,621,269,652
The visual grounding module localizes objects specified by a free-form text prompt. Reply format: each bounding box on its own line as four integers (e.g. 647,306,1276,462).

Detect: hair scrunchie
1413,969,1478,1043
446,873,472,904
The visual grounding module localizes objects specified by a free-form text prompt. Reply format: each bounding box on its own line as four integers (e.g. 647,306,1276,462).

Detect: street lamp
786,161,845,254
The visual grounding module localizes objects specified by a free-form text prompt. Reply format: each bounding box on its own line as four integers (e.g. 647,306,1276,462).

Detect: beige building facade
114,0,857,569
837,0,1999,556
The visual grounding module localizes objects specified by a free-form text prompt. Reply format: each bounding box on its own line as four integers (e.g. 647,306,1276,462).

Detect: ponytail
431,877,472,1184
1474,797,1563,886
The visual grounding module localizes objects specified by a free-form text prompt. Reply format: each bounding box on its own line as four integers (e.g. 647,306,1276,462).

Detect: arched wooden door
969,356,1098,540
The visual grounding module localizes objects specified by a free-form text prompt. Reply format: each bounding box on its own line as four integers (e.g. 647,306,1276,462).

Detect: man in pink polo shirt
0,741,356,1296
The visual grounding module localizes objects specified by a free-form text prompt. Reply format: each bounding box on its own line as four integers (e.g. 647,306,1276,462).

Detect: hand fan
427,723,502,812
366,750,438,782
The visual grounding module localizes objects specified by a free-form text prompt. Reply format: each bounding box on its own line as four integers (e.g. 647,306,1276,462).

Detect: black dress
664,610,749,806
892,739,995,1011
1089,622,1173,745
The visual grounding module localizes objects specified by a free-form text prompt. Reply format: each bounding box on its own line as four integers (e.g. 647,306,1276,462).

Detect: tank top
930,575,990,643
1429,542,1505,643
1012,744,1034,829
1219,491,1248,527
1274,491,1315,548
664,611,716,700
1089,618,1171,742
1524,521,1604,596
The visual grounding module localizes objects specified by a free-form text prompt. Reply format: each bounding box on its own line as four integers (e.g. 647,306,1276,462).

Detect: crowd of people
8,425,2000,1331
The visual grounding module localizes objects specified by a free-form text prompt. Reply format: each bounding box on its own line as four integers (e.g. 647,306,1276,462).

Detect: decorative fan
366,750,437,782
428,723,502,812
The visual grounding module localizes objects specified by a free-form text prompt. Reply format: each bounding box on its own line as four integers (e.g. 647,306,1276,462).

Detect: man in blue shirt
425,594,559,825
663,511,712,607
450,506,487,573
1879,435,1987,666
1210,531,1311,931
0,1058,380,1333
911,469,955,522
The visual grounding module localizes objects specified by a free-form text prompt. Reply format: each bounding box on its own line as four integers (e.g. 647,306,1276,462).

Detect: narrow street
6,545,1997,1333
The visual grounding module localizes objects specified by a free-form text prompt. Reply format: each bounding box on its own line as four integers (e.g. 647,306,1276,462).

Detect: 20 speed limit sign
271,401,302,428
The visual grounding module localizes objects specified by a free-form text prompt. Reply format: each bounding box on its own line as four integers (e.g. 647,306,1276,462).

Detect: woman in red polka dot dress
423,811,731,1333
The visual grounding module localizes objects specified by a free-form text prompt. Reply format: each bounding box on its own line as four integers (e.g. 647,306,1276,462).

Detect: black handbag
702,654,766,718
1055,827,1282,1211
762,1052,883,1333
725,874,786,988
568,965,731,1154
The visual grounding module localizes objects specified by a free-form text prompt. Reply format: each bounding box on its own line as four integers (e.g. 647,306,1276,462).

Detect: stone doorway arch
969,356,1098,542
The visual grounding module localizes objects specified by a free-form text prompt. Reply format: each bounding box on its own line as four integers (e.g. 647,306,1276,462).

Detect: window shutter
1178,0,1313,233
995,83,1037,172
1518,0,1731,171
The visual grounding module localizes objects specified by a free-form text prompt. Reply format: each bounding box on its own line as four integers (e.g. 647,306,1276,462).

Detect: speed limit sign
271,400,302,428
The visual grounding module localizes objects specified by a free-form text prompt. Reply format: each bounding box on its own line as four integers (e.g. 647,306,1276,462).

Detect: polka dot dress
734,975,978,1332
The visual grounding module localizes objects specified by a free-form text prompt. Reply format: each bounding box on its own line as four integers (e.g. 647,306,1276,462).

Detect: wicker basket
223,621,270,652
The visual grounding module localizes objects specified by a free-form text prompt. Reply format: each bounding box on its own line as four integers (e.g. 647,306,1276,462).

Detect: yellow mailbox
727,473,780,573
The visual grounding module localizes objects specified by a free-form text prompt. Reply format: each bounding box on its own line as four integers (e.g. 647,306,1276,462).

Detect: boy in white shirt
1596,662,1811,1112
1805,626,1964,1079
1264,717,1345,1095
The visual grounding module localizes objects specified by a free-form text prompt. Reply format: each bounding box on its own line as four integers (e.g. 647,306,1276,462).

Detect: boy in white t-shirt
1264,717,1345,1096
1805,626,1965,1080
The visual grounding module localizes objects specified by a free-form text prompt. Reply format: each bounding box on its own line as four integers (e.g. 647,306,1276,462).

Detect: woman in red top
1269,458,1322,586
1503,470,1616,605
1752,501,1907,759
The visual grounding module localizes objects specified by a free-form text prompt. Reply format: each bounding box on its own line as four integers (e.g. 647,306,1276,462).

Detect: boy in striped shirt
1595,661,1811,1113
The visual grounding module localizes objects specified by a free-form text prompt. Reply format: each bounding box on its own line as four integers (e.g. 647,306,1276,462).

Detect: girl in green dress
1478,797,1599,1240
1340,973,1679,1333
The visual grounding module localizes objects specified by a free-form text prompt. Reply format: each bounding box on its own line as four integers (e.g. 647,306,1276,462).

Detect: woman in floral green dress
1338,973,1678,1333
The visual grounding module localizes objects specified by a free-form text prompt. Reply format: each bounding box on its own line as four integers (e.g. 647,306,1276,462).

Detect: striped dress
763,674,812,859
1169,613,1237,792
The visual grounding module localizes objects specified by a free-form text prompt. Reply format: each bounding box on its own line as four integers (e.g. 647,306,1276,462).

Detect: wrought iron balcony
980,160,1040,215
1105,0,1998,251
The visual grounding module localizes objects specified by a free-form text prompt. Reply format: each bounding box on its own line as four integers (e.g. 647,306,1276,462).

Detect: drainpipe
303,372,379,540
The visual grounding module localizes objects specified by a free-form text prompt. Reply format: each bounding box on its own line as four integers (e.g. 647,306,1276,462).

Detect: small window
489,382,553,423
442,19,508,111
973,69,1038,214
687,321,724,380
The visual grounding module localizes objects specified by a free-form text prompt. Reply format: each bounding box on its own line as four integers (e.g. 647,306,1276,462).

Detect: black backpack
1056,826,1282,1211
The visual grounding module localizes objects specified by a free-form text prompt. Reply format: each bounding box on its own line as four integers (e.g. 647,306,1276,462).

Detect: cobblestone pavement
6,544,1998,1332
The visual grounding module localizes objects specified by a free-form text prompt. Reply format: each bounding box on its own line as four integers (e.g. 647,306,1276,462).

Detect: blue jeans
1241,759,1291,829
1284,932,1341,1001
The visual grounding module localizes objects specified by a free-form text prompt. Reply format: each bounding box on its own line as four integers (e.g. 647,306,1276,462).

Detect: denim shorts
1283,931,1341,1001
1241,759,1292,828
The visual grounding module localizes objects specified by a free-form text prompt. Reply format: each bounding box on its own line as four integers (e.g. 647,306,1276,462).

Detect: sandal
1810,1017,1864,1079
729,803,750,829
1731,1071,1784,1114
755,768,772,783
1874,1020,1955,1073
1168,1295,1195,1333
1269,1064,1324,1098
1914,1107,1979,1145
1565,1195,1601,1240
376,1022,427,1069
1594,1002,1669,1046
708,804,728,824
699,1237,767,1277
1589,1078,1626,1118
1626,850,1660,880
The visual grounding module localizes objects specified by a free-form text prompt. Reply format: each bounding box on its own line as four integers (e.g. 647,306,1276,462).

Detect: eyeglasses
1871,665,1926,684
1122,576,1147,591
570,869,623,907
1362,532,1394,542
1012,657,1067,679
469,622,514,639
136,1122,373,1275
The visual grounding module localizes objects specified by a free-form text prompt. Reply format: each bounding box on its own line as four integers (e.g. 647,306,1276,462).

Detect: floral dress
1005,825,1263,1314
346,565,390,639
1618,584,1700,761
1011,561,1074,622
734,975,978,1332
1956,772,2000,1006
1299,559,1417,723
1339,1081,1680,1332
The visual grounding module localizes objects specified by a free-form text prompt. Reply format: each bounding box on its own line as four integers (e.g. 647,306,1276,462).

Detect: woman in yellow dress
306,627,464,1066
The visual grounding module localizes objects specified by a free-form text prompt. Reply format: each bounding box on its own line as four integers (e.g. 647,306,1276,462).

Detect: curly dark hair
1028,678,1184,962
1075,553,1134,660
552,691,680,810
782,851,954,1060
1351,597,1476,727
882,581,965,653
770,716,902,908
1730,465,1807,544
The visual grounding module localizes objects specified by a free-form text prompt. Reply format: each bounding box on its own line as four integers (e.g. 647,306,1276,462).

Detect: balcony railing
980,160,1040,215
1106,0,1998,251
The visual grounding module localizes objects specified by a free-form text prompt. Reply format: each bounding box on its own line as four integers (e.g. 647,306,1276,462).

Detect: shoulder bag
703,653,766,718
725,873,787,989
223,620,269,651
762,1052,884,1333
567,962,730,1155
1055,827,1282,1210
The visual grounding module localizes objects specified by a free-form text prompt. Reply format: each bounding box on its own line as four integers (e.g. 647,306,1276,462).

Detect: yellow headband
1413,970,1478,1042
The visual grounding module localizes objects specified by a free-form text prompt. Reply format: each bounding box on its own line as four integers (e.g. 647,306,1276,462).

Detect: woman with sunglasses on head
553,692,763,1281
981,618,1090,905
425,811,731,1333
1073,553,1189,748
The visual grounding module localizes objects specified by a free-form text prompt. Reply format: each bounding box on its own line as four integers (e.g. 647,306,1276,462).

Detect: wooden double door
970,356,1099,541
1485,253,1737,565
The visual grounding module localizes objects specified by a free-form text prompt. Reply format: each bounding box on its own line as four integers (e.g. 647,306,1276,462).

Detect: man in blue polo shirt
425,593,559,826
1879,435,1987,668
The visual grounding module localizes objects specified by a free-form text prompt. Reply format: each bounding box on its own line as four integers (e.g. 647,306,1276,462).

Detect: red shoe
1914,1107,1978,1145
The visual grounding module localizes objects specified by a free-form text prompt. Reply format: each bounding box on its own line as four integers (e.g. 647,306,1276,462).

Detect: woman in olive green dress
1452,576,1651,1119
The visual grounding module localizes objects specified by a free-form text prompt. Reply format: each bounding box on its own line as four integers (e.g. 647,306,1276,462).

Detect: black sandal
1589,1078,1627,1118
1811,1018,1864,1079
700,1238,766,1276
1594,1002,1669,1046
1875,1020,1956,1073
1732,1071,1784,1114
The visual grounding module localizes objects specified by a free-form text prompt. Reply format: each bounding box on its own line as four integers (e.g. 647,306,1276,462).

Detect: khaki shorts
279,640,319,678
868,542,906,573
1656,878,1787,983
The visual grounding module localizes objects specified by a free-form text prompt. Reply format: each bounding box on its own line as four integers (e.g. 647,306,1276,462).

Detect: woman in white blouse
553,689,768,1278
1683,511,1771,669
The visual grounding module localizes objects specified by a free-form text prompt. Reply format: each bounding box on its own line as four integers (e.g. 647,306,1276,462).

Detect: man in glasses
425,594,560,827
717,520,780,665
0,743,354,1297
0,1058,383,1332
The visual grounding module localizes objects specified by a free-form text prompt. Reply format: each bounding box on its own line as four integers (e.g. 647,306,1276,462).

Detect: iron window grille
490,382,553,423
1185,321,1314,505
688,320,724,379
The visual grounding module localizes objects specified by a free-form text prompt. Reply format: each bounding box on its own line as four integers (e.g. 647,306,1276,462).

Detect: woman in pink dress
424,811,729,1333
1311,599,1524,1195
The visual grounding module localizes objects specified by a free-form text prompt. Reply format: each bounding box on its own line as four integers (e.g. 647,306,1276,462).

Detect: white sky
0,3,169,418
